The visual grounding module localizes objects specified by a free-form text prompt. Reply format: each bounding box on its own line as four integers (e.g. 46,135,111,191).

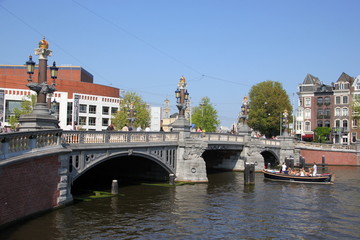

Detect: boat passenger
281,162,287,173
300,168,306,176
313,162,317,176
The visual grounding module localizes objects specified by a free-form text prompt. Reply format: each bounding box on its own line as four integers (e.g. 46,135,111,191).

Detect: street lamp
19,37,60,130
240,96,250,124
237,96,251,134
282,109,289,136
127,102,136,130
172,76,191,132
175,76,189,117
26,56,35,82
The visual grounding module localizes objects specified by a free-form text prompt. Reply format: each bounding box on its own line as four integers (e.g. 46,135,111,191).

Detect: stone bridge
0,129,295,226
2,129,360,226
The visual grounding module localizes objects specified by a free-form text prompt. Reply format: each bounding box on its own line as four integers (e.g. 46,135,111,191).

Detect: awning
302,134,314,139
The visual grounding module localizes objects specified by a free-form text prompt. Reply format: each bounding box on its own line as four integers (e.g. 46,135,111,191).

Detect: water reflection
1,167,360,239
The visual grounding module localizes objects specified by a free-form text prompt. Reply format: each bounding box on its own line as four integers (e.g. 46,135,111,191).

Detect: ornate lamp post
127,102,136,130
19,38,59,130
282,109,289,136
237,96,251,134
172,76,190,132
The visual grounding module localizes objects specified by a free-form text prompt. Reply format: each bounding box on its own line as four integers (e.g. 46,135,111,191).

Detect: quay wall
299,149,359,166
0,156,61,226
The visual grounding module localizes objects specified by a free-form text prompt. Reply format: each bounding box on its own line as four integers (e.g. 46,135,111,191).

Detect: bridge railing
62,131,179,144
295,141,356,151
190,132,246,142
0,129,62,161
254,138,281,146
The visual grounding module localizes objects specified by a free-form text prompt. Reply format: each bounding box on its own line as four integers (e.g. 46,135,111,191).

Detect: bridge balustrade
0,129,62,161
190,132,245,142
257,138,281,146
295,141,356,151
62,131,180,144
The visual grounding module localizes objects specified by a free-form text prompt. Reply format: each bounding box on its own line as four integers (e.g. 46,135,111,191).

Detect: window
67,102,73,125
317,109,323,118
324,97,331,105
343,108,348,116
325,108,330,118
353,119,358,128
336,96,341,104
296,121,302,131
324,120,330,127
335,120,340,128
305,109,311,118
305,121,311,131
317,97,323,106
102,106,109,115
79,116,87,126
102,118,109,126
5,100,22,121
343,120,348,130
297,108,303,118
317,120,323,127
89,117,96,126
305,98,311,107
343,96,348,104
335,108,340,116
352,132,357,142
89,105,96,114
80,104,87,113
111,107,118,114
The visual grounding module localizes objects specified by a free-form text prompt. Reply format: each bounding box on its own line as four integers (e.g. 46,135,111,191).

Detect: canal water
1,166,360,239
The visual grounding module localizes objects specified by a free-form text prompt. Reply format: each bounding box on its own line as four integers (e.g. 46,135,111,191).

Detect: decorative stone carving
183,140,207,160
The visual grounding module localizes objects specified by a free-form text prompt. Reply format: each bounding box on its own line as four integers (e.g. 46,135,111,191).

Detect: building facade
0,65,121,131
296,72,358,144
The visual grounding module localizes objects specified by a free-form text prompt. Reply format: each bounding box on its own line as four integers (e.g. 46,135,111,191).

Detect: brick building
0,65,120,130
296,72,358,144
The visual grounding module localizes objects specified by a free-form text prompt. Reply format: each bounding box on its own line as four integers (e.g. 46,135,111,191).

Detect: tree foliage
351,97,360,121
247,81,292,138
191,96,220,132
314,127,331,143
9,94,37,129
112,91,150,130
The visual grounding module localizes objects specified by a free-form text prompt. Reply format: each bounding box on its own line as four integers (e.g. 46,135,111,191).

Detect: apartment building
296,72,357,144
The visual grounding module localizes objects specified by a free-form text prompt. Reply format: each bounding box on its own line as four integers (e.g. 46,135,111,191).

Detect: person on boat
281,162,287,173
313,162,317,176
300,168,306,176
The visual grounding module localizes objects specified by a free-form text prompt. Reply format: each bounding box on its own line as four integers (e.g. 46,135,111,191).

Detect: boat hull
262,170,334,184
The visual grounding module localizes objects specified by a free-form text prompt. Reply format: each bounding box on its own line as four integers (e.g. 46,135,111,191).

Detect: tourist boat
262,169,335,184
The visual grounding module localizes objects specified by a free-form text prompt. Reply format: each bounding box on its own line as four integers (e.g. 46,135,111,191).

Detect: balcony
332,127,349,134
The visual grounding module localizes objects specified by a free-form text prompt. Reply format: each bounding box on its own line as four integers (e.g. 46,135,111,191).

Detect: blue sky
1,0,359,127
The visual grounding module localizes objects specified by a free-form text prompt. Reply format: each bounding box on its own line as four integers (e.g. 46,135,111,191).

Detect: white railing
190,132,246,142
295,141,356,151
62,131,180,144
0,129,62,161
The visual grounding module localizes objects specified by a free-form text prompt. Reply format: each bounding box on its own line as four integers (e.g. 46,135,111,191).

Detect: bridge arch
260,149,280,168
69,150,175,183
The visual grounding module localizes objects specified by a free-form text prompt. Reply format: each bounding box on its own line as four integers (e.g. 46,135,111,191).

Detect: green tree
9,94,37,129
314,127,331,143
192,96,220,132
247,81,292,138
112,91,150,130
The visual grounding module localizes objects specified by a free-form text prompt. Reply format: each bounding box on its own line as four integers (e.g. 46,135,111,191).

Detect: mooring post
322,155,326,173
169,174,175,185
299,156,305,168
244,163,255,184
111,180,119,195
